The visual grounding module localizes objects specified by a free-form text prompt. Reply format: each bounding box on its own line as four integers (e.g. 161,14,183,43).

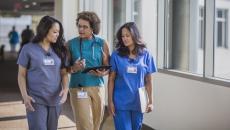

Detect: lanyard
79,38,83,59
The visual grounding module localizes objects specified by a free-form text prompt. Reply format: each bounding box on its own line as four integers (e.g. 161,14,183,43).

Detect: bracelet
70,66,75,73
67,66,75,73
71,66,79,73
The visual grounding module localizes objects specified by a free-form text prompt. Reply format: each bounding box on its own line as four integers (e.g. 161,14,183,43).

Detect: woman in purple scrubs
108,22,157,130
17,16,69,130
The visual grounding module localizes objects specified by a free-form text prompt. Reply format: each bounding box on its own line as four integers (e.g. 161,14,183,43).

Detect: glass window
165,0,204,75
214,0,230,79
216,9,228,48
199,7,204,49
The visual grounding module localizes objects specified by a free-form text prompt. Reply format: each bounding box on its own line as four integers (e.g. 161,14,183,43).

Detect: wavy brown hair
115,22,146,56
76,11,101,35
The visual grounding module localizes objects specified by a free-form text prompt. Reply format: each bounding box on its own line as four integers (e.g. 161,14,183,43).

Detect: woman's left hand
59,88,69,104
89,69,108,77
146,103,154,113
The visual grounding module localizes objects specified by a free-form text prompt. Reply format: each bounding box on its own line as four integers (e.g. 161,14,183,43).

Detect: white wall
54,0,78,41
144,73,230,130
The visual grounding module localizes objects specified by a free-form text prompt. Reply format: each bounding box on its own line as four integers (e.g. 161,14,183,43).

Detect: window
157,0,230,84
165,0,204,75
214,0,230,80
199,7,204,49
216,9,228,48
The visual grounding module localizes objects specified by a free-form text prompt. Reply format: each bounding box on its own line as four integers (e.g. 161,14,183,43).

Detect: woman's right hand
23,95,35,112
108,102,115,116
72,59,85,72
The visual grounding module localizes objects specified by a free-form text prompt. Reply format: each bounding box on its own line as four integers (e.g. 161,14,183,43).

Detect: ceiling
0,0,54,15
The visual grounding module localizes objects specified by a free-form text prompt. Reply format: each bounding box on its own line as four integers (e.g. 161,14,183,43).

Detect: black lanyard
80,38,83,59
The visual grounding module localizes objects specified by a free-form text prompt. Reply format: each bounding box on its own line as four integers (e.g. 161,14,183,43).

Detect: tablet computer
82,65,112,73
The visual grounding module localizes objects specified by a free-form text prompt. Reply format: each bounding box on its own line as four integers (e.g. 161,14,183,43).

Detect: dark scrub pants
27,103,61,130
113,110,143,130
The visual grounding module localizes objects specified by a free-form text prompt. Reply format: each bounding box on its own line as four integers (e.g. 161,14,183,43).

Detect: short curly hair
76,11,101,35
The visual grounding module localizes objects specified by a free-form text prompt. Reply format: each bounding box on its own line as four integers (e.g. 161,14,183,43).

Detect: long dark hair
32,16,67,68
115,22,146,56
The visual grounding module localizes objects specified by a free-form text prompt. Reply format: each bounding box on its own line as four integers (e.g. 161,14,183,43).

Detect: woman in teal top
66,11,110,130
68,36,105,87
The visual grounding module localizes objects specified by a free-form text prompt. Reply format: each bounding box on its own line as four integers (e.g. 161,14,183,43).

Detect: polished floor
0,52,153,130
0,89,114,130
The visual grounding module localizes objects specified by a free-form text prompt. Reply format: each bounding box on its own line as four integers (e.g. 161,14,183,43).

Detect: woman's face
45,22,60,43
77,19,93,39
121,28,134,48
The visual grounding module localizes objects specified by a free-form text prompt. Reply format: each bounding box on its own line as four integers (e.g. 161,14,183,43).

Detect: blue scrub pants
26,103,61,130
113,110,143,130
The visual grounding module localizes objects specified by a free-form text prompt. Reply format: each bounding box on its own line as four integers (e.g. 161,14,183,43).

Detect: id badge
77,91,88,99
127,66,137,73
43,58,55,65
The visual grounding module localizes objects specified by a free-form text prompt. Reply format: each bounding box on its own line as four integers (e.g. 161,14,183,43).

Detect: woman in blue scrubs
108,22,157,130
17,16,69,130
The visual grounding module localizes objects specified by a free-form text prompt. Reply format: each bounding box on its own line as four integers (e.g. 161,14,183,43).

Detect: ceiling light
32,2,37,6
25,4,30,8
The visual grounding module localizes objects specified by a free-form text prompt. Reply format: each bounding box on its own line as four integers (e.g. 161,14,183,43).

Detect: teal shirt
68,36,105,88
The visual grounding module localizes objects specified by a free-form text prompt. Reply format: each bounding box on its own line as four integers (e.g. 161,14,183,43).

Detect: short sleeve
146,51,157,74
110,52,118,72
17,45,30,68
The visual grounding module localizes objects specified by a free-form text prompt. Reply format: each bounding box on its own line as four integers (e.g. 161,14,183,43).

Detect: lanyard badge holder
127,58,137,74
43,52,55,66
77,87,88,99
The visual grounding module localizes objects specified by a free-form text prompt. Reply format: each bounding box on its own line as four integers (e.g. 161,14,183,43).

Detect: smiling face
121,27,135,48
77,19,93,39
44,22,60,43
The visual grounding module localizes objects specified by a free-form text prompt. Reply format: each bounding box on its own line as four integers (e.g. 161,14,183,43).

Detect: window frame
157,0,230,87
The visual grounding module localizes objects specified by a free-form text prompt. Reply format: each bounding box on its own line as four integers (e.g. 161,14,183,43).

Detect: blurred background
0,0,230,130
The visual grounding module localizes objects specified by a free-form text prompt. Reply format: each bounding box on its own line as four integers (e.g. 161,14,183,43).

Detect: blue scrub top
110,49,157,111
17,43,62,106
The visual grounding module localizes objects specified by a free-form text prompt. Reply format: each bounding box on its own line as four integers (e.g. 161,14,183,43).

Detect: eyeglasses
77,24,90,30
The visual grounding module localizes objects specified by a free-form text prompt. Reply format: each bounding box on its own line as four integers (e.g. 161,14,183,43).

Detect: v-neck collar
37,43,52,54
